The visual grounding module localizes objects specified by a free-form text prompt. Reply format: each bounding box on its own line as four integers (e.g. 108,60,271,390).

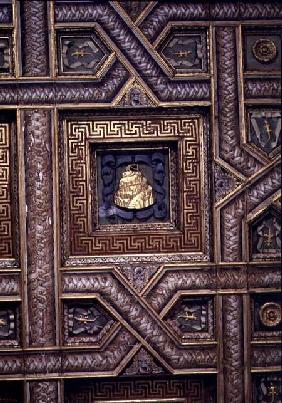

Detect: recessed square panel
251,293,281,340
60,113,208,263
253,373,281,403
0,381,23,403
91,143,177,231
244,28,281,72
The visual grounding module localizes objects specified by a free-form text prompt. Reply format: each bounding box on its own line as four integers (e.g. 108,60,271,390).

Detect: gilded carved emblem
158,28,208,75
255,374,281,403
249,110,281,156
58,31,112,76
259,302,281,328
252,39,278,63
62,38,102,70
68,305,112,336
114,164,154,210
164,297,214,342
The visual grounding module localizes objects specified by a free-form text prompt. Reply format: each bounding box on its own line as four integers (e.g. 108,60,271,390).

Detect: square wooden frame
61,114,208,261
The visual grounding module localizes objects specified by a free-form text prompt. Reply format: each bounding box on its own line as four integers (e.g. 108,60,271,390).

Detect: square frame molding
60,112,209,264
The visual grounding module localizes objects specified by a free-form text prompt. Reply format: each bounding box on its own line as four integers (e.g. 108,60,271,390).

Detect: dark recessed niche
91,141,177,229
0,381,23,403
251,293,282,338
253,373,281,403
243,27,281,72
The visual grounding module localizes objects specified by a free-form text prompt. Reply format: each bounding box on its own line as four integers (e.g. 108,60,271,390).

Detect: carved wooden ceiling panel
0,1,281,402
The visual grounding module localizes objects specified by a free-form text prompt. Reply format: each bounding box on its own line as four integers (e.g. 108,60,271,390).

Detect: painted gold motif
114,164,154,210
259,302,281,327
252,39,277,63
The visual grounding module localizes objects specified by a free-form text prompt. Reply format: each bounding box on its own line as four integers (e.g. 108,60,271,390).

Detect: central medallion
114,164,154,210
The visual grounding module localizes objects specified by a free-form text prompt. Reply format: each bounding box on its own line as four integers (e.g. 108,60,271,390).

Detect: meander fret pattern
65,118,204,256
0,123,12,258
64,377,210,402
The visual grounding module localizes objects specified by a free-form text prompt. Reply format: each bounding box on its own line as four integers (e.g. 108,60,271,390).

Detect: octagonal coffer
163,295,215,343
56,29,115,77
63,299,117,346
157,27,209,76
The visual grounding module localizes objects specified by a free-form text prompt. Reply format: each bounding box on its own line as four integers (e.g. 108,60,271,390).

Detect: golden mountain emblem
114,164,154,210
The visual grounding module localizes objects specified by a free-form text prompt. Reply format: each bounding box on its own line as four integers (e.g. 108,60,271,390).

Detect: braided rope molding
0,329,136,375
29,382,58,403
54,3,210,102
248,265,281,289
247,165,281,212
145,268,216,313
244,78,281,99
21,1,49,76
216,27,262,177
220,165,281,262
240,1,282,19
210,2,240,20
221,195,245,262
62,272,217,370
0,62,129,105
140,2,282,42
251,345,282,367
24,110,56,347
0,329,136,374
222,295,244,403
0,356,22,374
140,2,210,42
0,275,20,296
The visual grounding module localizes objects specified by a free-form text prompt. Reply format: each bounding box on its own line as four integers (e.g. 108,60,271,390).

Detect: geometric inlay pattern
62,115,207,259
64,376,216,402
0,123,13,258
